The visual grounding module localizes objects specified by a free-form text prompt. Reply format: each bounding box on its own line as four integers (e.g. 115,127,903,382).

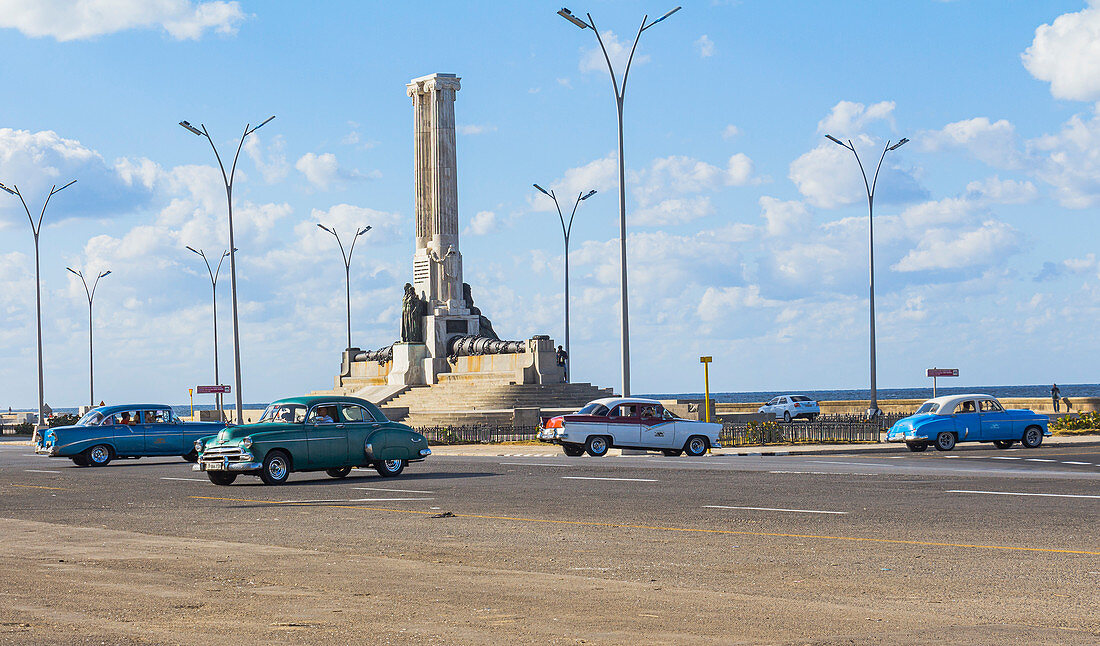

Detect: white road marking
769,470,879,476
278,497,434,504
704,505,848,515
1061,461,1091,466
351,487,435,494
561,476,658,482
24,469,60,474
947,490,1100,500
943,456,961,458
160,477,208,482
1026,459,1056,462
991,457,1022,460
500,462,570,468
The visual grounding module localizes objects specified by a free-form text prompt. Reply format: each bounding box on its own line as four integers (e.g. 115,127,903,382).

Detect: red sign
926,368,958,378
196,385,231,394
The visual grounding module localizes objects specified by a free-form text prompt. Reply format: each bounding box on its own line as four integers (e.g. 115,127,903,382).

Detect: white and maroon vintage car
537,397,723,457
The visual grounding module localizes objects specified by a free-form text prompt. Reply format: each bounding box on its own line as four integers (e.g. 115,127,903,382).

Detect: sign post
188,388,193,419
194,386,231,422
926,368,959,398
699,356,713,423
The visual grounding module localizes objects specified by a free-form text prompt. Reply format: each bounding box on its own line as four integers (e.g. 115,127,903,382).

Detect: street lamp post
179,116,274,424
186,246,230,421
533,184,596,381
316,224,372,350
824,134,909,419
557,6,681,396
67,267,110,407
0,179,76,432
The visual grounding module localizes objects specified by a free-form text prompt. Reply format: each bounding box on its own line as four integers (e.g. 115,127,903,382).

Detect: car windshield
76,410,105,426
575,403,610,416
916,402,940,414
259,404,306,423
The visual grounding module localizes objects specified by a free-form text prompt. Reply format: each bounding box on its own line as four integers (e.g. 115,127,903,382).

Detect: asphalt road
1,441,1098,645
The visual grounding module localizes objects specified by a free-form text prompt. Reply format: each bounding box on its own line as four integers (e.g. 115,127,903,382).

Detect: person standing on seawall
1051,383,1061,412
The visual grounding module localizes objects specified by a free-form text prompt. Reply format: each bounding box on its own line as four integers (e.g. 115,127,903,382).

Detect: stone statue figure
401,282,426,343
427,245,459,303
463,282,499,340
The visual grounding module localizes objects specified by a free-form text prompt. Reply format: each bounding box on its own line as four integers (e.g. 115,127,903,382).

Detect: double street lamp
533,184,596,381
66,267,111,407
824,134,909,418
186,246,230,420
0,179,77,431
316,223,372,350
557,5,681,396
179,115,275,423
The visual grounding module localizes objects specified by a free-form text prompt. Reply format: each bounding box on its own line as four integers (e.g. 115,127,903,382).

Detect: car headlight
241,436,252,449
194,439,204,453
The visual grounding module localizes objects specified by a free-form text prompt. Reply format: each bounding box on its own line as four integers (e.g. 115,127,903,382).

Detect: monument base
388,343,430,386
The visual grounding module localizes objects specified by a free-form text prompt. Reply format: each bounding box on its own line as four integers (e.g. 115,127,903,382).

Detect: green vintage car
193,395,431,485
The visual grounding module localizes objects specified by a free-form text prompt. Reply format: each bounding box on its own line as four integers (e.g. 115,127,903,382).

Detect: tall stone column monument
402,73,480,382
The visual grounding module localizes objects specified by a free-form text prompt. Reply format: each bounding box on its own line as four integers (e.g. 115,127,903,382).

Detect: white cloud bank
0,0,246,41
1022,0,1100,101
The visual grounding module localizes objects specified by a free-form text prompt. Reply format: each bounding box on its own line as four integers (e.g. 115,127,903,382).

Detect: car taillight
794,403,801,407
547,416,564,429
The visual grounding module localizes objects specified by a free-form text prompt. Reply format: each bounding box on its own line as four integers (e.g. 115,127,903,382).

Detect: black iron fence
416,425,541,445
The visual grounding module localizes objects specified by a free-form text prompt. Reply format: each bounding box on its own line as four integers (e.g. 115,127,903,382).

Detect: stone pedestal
388,343,430,386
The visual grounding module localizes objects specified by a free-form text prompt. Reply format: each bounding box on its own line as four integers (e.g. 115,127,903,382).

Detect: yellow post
188,388,194,420
699,356,712,423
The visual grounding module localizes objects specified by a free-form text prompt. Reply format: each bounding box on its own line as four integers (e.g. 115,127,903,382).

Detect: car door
978,399,1009,440
341,403,381,465
110,409,144,455
606,404,642,446
761,398,777,416
952,399,980,441
638,405,675,448
305,403,349,468
142,408,182,455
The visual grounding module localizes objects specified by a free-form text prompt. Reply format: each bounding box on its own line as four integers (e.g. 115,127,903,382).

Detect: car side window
641,406,659,419
146,409,169,424
955,400,977,414
307,405,336,423
979,400,1003,413
340,404,370,422
662,409,677,420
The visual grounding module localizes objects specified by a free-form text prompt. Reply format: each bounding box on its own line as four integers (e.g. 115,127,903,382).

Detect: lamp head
317,223,334,234
55,179,77,193
222,250,231,258
557,8,589,29
66,267,81,277
825,134,845,146
888,137,910,151
653,6,682,24
247,115,276,135
580,189,597,200
0,182,16,195
356,225,372,236
99,270,111,278
179,121,204,136
185,245,202,256
533,183,551,196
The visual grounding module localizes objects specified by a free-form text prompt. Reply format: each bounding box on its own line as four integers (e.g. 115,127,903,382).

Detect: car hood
891,413,941,430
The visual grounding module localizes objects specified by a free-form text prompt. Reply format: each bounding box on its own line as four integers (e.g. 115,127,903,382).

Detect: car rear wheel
993,440,1015,449
561,443,585,457
86,444,113,467
208,472,237,486
260,450,291,485
906,442,928,452
71,454,90,467
662,449,683,457
375,459,406,477
1021,426,1044,449
783,411,792,423
684,436,709,457
584,436,609,457
934,432,956,451
326,466,352,479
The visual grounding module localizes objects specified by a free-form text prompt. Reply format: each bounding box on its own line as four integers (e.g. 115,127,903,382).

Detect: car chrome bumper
193,460,261,472
34,445,58,455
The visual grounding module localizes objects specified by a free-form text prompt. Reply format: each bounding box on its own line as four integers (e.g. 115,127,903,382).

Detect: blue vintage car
35,404,226,466
886,394,1050,452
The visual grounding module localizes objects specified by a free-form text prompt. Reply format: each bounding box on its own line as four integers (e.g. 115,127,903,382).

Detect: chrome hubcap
91,446,108,463
591,439,605,453
1027,430,1039,444
383,460,400,471
268,458,287,479
690,439,705,453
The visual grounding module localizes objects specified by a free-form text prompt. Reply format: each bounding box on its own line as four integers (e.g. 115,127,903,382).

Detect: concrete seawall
716,396,1100,416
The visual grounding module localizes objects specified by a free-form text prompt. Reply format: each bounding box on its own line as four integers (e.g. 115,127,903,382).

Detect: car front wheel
993,440,1015,449
375,459,406,477
260,450,291,485
906,442,928,452
1022,426,1044,449
684,436,709,457
181,450,198,463
662,449,683,457
71,454,90,467
584,436,609,457
86,444,113,467
561,443,585,457
934,432,956,451
783,411,792,423
326,466,352,478
208,472,237,486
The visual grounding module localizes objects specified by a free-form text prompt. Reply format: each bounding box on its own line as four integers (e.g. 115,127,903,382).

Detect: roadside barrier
416,425,541,445
719,413,903,446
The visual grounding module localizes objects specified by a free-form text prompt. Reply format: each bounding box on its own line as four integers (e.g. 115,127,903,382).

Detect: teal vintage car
193,395,431,485
886,394,1051,452
35,404,226,466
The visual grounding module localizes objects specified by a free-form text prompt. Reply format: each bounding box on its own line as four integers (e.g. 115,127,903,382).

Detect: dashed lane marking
161,477,209,482
24,469,60,474
704,505,847,515
1027,459,1057,462
499,462,570,468
991,457,1022,460
352,487,435,494
189,495,1100,556
9,484,65,490
947,489,1100,500
769,471,879,476
277,497,434,504
1061,461,1092,466
561,476,658,482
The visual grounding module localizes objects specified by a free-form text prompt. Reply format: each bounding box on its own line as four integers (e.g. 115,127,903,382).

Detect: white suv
758,395,820,422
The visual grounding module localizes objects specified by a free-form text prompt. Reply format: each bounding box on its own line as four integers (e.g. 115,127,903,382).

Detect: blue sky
1,0,1098,408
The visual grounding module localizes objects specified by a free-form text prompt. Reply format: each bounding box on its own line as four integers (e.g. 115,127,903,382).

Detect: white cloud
465,210,497,236
0,0,246,42
964,176,1037,204
530,154,618,213
457,124,497,135
759,196,811,237
633,196,715,226
1022,1,1100,101
722,124,740,139
294,152,377,191
631,153,757,208
1027,106,1100,208
790,134,925,209
697,285,776,322
817,100,896,137
579,30,649,74
920,117,1020,168
892,220,1019,272
556,78,572,89
244,134,289,184
695,34,715,58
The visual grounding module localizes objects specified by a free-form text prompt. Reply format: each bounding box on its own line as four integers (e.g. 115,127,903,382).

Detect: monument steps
381,379,613,426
